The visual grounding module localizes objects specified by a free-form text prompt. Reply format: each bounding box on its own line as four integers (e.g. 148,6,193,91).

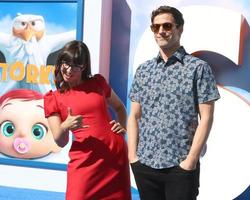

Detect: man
127,5,220,200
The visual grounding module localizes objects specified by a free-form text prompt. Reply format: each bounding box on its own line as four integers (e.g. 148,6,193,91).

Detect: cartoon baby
0,89,61,159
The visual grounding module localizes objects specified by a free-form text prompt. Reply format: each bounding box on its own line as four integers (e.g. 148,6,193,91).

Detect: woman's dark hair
54,40,92,92
151,6,184,28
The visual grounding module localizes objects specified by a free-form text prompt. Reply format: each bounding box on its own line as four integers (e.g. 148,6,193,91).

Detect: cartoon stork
0,13,76,94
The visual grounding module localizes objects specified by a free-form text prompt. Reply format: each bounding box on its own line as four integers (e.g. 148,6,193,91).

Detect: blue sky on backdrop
126,0,250,53
127,0,250,25
0,2,77,34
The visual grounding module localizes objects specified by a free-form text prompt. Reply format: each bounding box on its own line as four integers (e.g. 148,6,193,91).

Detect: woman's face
60,63,85,86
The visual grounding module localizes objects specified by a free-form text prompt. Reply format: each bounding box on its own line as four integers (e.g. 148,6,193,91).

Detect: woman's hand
61,107,89,131
110,120,126,134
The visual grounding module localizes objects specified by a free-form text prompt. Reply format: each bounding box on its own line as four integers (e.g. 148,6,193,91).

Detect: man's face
151,13,183,50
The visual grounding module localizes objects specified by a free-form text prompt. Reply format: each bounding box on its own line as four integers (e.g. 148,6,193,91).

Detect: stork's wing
42,30,76,54
0,32,10,53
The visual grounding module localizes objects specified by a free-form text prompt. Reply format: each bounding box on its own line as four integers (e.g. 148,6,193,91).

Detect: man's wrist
186,154,199,164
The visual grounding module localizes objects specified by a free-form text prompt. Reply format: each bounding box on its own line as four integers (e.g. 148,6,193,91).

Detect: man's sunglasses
150,22,175,33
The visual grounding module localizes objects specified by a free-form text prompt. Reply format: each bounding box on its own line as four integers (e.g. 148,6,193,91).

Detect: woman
44,40,131,200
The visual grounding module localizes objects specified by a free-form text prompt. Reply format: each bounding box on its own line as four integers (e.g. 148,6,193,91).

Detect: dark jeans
131,161,200,200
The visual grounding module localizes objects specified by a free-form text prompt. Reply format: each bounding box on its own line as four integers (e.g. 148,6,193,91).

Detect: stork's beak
12,24,35,41
22,28,35,41
35,30,44,41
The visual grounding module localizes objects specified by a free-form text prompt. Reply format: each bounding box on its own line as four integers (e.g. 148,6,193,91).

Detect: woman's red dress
44,74,131,200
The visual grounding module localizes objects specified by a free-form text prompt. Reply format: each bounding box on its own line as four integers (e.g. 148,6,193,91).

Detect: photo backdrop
0,0,249,200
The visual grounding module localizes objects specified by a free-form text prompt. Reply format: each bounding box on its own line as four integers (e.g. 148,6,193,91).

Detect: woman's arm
107,89,127,133
47,107,83,147
47,114,69,148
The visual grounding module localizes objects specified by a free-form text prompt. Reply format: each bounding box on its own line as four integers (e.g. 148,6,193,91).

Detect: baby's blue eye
32,123,47,140
1,121,15,137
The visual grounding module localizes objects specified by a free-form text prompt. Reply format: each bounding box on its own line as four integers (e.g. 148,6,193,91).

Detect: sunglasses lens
151,24,160,33
151,23,174,33
61,64,68,71
73,67,81,72
162,23,173,31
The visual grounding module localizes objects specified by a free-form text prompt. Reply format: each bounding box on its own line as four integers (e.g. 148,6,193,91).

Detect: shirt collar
156,46,187,65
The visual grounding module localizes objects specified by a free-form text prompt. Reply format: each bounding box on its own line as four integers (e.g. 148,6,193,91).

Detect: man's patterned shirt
129,46,220,169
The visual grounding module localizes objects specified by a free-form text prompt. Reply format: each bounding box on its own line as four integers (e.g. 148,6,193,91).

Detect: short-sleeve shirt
129,46,220,169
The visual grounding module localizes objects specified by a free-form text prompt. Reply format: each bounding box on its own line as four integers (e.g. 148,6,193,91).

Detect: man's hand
179,156,198,171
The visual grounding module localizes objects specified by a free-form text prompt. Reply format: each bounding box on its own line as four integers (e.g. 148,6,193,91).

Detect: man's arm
127,101,142,163
180,101,215,170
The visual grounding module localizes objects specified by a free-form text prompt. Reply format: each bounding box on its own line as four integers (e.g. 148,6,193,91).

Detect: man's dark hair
151,6,184,27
